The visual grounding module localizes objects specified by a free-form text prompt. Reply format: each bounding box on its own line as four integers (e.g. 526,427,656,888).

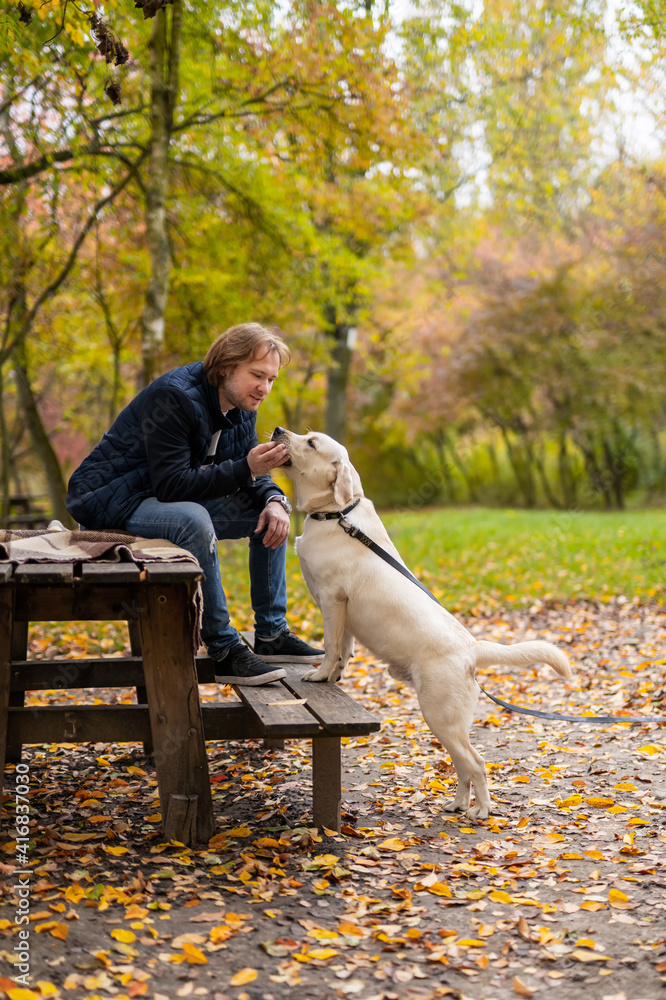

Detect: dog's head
271,427,363,512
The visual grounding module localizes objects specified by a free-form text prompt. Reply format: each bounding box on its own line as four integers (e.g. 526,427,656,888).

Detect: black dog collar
309,498,361,521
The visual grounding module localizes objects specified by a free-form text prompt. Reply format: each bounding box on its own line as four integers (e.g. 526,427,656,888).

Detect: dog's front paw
466,804,490,821
303,667,330,682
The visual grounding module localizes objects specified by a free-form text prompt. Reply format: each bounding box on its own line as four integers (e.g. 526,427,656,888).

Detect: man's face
217,348,280,412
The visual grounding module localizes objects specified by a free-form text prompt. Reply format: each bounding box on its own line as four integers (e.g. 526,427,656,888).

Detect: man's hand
255,501,290,549
248,441,290,477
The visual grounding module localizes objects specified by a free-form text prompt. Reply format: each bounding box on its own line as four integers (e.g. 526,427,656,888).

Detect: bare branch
2,148,148,363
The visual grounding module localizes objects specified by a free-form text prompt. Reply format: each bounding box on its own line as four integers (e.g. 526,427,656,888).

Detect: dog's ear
332,460,354,507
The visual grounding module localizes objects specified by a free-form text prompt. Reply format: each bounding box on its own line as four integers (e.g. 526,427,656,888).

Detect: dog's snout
272,426,286,440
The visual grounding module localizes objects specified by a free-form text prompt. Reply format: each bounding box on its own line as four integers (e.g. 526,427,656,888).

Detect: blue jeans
121,495,288,660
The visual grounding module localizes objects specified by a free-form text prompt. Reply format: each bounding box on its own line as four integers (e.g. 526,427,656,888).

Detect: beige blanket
0,526,203,654
0,527,200,567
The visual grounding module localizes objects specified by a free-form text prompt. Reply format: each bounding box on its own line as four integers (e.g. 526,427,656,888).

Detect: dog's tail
473,639,572,680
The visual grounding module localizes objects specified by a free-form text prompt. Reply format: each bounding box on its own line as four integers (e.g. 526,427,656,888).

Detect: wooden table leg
6,620,28,764
0,586,15,826
312,735,342,832
128,618,153,756
138,582,214,844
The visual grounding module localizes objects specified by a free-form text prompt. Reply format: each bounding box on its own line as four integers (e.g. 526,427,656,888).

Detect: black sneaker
253,630,325,664
214,643,286,686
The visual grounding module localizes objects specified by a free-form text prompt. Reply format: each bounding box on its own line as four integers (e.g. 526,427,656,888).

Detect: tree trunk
12,349,73,526
0,364,10,522
139,0,182,387
499,425,537,507
325,308,353,445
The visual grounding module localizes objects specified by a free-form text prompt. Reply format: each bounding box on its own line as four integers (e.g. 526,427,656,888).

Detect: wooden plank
14,585,142,622
142,563,202,584
138,582,214,843
10,655,222,691
201,703,265,740
312,736,342,831
7,704,153,744
80,563,142,584
194,655,217,684
10,657,145,691
14,563,74,585
8,702,259,744
281,666,380,735
0,564,12,583
234,683,321,737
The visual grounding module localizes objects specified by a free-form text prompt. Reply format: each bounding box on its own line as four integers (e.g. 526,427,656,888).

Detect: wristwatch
268,495,292,515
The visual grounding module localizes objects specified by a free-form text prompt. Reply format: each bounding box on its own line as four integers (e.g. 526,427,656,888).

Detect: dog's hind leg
418,689,491,820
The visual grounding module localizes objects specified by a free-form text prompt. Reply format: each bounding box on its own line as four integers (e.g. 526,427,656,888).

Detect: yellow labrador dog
272,426,572,820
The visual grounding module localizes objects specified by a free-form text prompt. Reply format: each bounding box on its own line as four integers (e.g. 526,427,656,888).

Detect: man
66,322,323,686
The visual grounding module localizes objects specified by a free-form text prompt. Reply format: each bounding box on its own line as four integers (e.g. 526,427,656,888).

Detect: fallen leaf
513,975,534,997
229,968,258,986
571,949,612,962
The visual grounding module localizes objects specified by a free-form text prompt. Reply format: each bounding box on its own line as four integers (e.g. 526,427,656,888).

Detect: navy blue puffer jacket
66,362,284,530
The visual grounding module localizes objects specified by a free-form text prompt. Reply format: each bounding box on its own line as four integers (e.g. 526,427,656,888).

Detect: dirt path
1,602,665,1000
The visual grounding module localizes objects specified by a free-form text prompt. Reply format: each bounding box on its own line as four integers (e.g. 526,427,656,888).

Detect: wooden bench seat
1,559,380,842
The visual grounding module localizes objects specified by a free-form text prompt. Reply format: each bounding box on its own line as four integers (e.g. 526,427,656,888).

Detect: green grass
218,507,665,622
381,506,665,612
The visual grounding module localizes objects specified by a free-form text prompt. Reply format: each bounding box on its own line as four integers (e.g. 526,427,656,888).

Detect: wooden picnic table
3,494,51,530
0,559,380,844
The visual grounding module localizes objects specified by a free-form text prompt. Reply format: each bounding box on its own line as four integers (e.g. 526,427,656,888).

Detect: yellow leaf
488,890,513,904
377,838,408,851
182,942,207,964
571,949,612,962
606,805,628,813
110,929,136,943
229,968,258,986
36,984,60,997
576,938,597,949
338,921,365,936
307,948,340,960
585,797,614,808
309,854,340,868
544,833,565,842
64,885,86,903
7,990,40,1000
513,975,534,997
307,928,339,940
608,888,631,908
581,901,607,911
559,794,583,807
426,882,452,897
614,782,637,791
635,744,663,755
50,923,68,941
583,850,605,860
126,766,147,776
227,825,252,838
457,938,485,947
103,846,129,856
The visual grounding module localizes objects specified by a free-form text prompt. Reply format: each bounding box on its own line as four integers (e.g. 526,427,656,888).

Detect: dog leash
310,502,666,726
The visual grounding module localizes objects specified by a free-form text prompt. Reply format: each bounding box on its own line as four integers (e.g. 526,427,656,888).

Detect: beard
218,372,262,411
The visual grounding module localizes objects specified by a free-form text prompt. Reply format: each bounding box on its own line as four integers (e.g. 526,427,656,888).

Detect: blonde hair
203,323,290,386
